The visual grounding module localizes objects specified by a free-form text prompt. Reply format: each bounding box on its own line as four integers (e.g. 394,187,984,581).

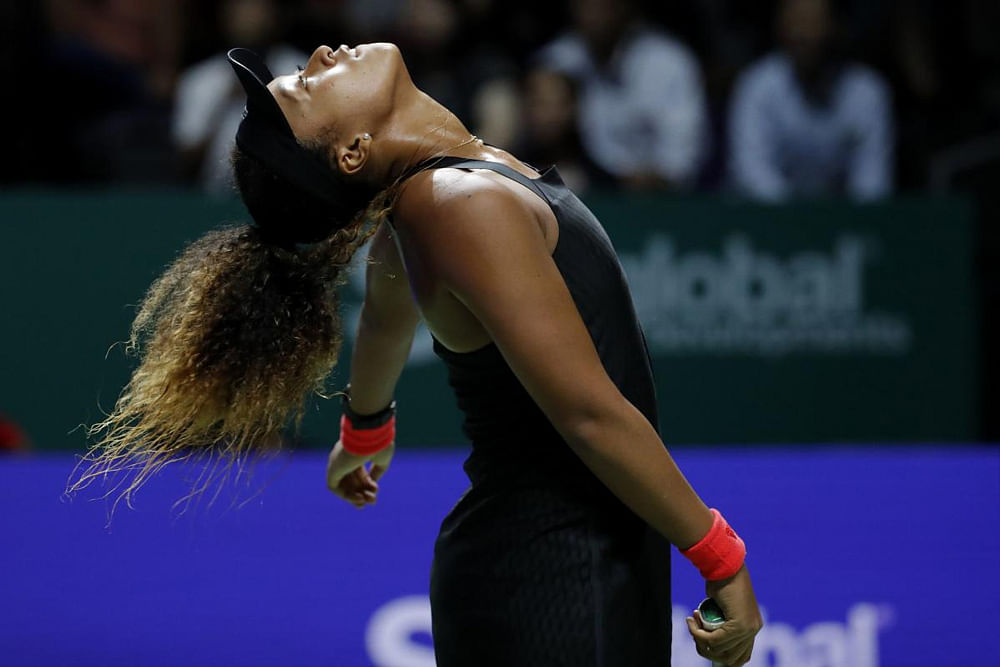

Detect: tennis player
77,43,762,666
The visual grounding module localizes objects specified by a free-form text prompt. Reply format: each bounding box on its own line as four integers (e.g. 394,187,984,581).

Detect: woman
74,43,762,665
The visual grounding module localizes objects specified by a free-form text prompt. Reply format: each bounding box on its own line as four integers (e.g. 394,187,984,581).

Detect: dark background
1,0,997,444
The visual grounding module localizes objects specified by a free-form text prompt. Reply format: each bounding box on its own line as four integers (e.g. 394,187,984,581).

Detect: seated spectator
535,0,709,190
512,67,615,195
728,0,894,201
173,0,305,193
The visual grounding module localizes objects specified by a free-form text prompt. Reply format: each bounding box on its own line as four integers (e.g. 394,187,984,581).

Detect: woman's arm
346,222,421,415
325,222,419,508
396,170,713,547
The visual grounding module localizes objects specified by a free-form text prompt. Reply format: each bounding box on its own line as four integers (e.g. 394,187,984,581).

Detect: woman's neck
374,90,488,184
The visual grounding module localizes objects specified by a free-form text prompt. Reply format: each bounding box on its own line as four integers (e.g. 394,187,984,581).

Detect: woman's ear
336,132,373,176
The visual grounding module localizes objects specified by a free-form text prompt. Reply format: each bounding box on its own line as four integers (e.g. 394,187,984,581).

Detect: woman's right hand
326,440,395,509
685,564,763,666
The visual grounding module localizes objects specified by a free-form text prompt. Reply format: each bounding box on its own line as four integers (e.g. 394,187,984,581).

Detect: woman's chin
358,42,401,59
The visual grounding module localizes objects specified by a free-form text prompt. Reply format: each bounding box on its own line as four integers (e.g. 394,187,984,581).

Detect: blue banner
1,446,997,666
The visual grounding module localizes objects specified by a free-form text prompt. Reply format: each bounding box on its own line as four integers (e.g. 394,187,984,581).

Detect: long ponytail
67,147,385,510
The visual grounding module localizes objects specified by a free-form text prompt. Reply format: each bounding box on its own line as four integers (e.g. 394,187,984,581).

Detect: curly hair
67,146,395,511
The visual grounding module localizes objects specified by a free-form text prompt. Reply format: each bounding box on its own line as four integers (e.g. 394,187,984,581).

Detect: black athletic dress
418,158,671,667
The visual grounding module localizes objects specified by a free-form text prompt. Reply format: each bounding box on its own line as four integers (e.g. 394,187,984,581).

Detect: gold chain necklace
399,133,483,178
430,133,482,159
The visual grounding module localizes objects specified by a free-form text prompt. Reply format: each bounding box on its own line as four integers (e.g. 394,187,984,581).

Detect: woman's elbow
556,395,634,452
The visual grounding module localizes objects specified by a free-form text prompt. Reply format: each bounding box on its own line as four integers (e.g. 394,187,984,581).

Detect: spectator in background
39,0,180,183
535,0,709,190
512,67,614,195
173,0,305,193
728,0,894,201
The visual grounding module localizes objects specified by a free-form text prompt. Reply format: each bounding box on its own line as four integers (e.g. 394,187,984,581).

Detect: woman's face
267,43,406,148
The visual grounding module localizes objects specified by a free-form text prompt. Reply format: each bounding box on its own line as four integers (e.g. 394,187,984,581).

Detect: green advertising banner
585,195,978,444
0,192,977,450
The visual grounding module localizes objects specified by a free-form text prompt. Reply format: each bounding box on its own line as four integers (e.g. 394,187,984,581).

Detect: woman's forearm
566,399,714,550
346,305,417,415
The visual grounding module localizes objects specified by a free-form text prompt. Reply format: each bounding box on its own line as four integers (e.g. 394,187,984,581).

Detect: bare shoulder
395,168,537,236
392,166,550,298
392,167,625,438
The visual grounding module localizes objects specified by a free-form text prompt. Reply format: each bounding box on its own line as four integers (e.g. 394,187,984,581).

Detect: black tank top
415,157,660,488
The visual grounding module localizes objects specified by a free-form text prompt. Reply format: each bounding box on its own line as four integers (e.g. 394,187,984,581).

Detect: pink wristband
340,414,395,456
680,508,747,581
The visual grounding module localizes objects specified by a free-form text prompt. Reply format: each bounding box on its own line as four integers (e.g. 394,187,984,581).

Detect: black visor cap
227,48,352,245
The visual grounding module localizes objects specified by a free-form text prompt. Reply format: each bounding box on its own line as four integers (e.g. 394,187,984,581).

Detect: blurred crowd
1,0,998,200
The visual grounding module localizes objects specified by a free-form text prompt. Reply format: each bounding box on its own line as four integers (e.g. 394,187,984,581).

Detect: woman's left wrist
679,508,747,581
